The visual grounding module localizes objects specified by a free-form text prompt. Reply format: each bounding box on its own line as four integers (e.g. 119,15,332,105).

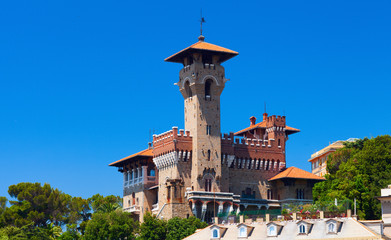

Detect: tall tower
165,35,238,192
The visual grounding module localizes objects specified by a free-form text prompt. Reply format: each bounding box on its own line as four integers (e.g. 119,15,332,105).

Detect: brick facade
109,35,322,222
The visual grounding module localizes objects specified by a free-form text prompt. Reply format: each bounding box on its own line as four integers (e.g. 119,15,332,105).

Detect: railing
147,176,156,182
124,205,141,213
152,203,159,212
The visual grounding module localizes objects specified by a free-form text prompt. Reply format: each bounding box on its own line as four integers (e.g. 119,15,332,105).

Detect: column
192,202,197,216
218,201,224,215
131,169,135,185
201,203,207,221
142,166,148,183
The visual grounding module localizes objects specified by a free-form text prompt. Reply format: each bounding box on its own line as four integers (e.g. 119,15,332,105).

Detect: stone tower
165,35,238,192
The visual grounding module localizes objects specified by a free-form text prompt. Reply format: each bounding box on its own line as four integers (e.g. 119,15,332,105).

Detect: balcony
124,205,141,214
151,203,159,213
186,191,240,204
123,166,158,189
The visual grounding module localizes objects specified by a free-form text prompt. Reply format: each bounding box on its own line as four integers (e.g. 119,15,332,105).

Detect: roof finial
199,9,205,42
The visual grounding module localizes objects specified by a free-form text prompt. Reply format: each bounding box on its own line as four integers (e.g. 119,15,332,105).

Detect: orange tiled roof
109,148,153,167
268,167,325,181
234,121,300,136
165,39,238,63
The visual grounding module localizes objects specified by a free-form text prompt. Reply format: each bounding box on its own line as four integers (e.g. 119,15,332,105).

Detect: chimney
263,113,268,121
347,209,352,218
250,116,256,126
266,214,270,222
239,215,244,223
148,142,152,149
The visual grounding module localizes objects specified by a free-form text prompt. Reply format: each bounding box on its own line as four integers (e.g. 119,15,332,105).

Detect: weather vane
200,9,205,36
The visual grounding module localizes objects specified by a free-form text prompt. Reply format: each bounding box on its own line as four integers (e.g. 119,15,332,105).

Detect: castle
109,35,324,222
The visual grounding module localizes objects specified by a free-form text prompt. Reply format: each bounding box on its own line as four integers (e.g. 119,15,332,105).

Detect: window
205,79,212,100
132,192,135,205
239,227,246,237
299,224,306,234
328,223,336,233
267,225,277,236
206,125,212,135
167,186,171,200
296,189,304,199
278,139,281,146
267,189,273,200
205,179,212,192
185,81,192,98
212,229,219,238
207,150,211,161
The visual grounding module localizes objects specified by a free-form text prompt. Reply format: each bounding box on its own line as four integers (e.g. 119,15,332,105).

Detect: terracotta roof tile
109,148,153,167
234,121,300,136
268,167,325,181
165,40,238,63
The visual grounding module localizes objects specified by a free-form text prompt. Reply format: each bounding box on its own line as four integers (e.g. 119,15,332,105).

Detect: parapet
153,127,192,156
266,115,286,128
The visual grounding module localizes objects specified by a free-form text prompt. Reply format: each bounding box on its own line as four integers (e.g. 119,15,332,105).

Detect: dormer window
210,225,226,239
326,219,341,234
237,223,253,238
296,220,313,235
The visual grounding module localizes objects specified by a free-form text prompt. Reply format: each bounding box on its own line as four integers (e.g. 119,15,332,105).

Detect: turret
165,36,238,192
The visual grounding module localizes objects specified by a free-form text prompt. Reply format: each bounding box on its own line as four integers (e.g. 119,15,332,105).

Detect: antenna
200,9,205,36
149,129,157,144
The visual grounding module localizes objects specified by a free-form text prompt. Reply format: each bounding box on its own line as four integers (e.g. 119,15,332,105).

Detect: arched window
328,223,335,233
205,79,212,100
299,224,306,234
268,225,276,236
205,179,212,192
132,192,135,205
212,229,219,238
185,81,192,98
239,227,247,237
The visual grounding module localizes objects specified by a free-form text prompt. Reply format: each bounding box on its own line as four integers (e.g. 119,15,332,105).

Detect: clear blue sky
1,0,390,200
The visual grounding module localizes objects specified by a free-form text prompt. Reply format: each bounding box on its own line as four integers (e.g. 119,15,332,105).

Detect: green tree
138,212,166,240
58,224,81,240
313,135,391,219
0,225,28,240
166,216,207,240
4,183,72,227
84,210,138,240
0,197,7,228
88,194,122,213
